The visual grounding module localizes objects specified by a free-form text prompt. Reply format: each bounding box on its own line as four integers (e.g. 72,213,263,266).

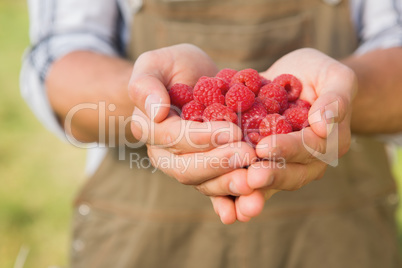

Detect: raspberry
193,77,227,106
258,83,288,113
288,99,311,110
216,68,238,85
283,107,309,131
260,76,271,86
225,84,255,112
273,74,302,102
258,97,280,114
246,132,262,146
203,103,238,124
181,101,205,122
168,83,193,109
240,101,267,134
230,68,262,95
259,114,292,137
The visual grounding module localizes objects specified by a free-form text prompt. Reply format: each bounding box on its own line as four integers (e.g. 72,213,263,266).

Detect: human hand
232,48,357,220
129,43,243,154
129,44,258,223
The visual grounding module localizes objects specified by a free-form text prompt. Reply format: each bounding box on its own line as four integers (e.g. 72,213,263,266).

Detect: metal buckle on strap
322,0,342,6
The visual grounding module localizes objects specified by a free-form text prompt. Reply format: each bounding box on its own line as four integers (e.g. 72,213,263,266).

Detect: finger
210,196,237,225
247,160,327,191
147,141,257,185
129,68,171,123
132,107,243,154
235,190,265,219
308,92,346,139
235,189,280,219
309,64,356,139
260,48,355,139
129,45,219,123
255,128,326,164
256,120,350,165
194,169,253,197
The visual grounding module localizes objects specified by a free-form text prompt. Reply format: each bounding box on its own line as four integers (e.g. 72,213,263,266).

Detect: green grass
394,150,402,251
0,1,401,267
0,1,85,267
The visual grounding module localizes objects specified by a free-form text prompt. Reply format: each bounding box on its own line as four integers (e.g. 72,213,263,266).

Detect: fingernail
217,131,231,145
324,110,334,121
229,182,240,195
131,107,138,120
145,94,162,121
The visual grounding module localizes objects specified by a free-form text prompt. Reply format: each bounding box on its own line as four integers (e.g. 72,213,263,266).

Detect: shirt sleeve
353,0,402,54
351,0,402,146
20,0,126,140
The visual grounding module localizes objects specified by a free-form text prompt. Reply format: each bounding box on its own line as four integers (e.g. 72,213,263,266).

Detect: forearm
342,47,402,134
46,51,135,144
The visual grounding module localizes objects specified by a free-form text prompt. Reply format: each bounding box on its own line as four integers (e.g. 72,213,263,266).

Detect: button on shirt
20,0,402,175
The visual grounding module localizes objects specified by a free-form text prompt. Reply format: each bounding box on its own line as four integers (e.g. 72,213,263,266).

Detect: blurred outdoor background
0,1,86,267
0,0,402,267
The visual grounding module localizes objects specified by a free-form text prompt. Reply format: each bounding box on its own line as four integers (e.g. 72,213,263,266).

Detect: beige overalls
71,0,401,267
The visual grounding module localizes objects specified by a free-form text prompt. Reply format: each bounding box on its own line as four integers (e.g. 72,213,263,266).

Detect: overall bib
71,0,401,267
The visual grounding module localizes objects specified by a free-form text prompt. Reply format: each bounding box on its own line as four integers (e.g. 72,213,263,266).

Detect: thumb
308,62,356,138
308,83,354,139
128,72,171,123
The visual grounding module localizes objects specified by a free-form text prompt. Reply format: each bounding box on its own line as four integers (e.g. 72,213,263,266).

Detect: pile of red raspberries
169,68,311,146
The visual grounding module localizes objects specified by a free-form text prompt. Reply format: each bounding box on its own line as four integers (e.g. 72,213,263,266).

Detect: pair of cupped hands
129,44,356,224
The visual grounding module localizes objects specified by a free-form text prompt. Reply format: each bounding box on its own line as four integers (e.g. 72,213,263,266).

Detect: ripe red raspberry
203,103,238,124
230,68,262,95
169,83,193,109
258,83,288,113
246,132,262,146
288,99,311,110
193,77,227,106
283,107,309,131
240,101,268,133
225,84,255,112
259,114,292,137
260,76,271,87
258,97,280,114
216,68,238,85
273,74,302,102
181,101,205,122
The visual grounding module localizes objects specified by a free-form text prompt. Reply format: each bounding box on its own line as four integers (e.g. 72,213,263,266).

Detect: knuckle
190,132,207,146
175,173,188,185
162,129,174,145
137,50,157,63
159,127,179,148
129,74,148,97
315,139,326,155
168,147,183,155
146,146,153,158
305,138,326,162
339,131,351,157
174,169,193,185
146,147,157,165
315,166,327,181
194,184,210,196
334,94,349,118
291,169,308,191
339,64,356,83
